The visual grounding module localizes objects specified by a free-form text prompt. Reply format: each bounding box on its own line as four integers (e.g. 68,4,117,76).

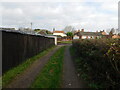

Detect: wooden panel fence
2,30,55,73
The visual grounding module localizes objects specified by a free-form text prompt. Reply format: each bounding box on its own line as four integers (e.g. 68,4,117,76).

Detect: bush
72,39,120,88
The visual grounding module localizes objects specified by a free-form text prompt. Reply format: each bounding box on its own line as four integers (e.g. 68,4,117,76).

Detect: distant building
52,28,67,41
112,34,120,39
18,27,31,31
100,30,107,35
73,29,107,39
0,27,15,30
53,30,67,37
73,35,79,39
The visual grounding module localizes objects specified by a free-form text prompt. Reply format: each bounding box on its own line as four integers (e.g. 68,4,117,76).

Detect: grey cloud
1,2,118,31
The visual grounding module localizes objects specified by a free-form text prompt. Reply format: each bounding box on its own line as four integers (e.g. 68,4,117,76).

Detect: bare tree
63,26,75,33
109,28,115,36
106,28,115,35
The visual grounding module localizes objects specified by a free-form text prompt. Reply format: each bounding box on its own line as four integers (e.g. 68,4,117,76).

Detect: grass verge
31,46,65,88
2,46,56,87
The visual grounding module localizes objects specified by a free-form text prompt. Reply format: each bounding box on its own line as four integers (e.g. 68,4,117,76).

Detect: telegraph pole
30,22,32,34
31,22,32,30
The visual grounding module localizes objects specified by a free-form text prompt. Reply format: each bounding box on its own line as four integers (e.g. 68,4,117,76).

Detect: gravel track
6,46,62,88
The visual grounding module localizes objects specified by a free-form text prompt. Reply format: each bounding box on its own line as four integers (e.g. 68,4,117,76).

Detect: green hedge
72,39,120,88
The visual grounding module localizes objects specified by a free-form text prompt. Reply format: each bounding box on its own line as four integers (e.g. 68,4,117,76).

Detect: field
71,39,120,88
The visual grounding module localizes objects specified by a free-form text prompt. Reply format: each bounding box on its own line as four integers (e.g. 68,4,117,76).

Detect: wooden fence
2,30,55,73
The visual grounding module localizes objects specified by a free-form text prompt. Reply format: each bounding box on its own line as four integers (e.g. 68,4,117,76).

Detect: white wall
45,36,57,45
73,35,79,39
74,35,101,39
53,33,67,37
54,37,57,45
82,36,96,39
88,36,91,39
81,36,86,39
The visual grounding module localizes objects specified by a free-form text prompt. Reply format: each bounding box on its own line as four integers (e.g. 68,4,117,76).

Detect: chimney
81,29,84,32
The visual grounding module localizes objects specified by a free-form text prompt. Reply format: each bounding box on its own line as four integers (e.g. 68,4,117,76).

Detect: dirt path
63,45,87,88
6,46,62,88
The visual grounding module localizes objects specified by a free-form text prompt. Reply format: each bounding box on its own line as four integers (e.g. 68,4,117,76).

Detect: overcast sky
0,0,119,32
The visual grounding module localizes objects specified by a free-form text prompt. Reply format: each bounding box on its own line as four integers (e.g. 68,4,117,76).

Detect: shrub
72,39,120,88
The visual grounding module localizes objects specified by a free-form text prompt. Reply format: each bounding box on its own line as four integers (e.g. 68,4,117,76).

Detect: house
112,34,120,39
53,31,67,37
74,29,106,39
52,28,67,41
73,35,79,39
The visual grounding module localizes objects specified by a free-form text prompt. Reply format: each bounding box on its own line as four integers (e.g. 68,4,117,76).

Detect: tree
66,32,74,40
66,32,73,37
109,28,115,36
34,29,52,35
46,30,52,34
63,26,75,33
34,29,40,32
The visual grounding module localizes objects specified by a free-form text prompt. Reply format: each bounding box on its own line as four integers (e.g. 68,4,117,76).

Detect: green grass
58,41,72,44
2,46,56,87
31,46,65,88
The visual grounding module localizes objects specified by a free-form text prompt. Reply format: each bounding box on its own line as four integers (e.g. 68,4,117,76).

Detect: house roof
53,31,64,33
112,35,120,39
75,32,102,36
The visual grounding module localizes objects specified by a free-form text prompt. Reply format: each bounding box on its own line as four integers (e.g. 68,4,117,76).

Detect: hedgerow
72,39,120,88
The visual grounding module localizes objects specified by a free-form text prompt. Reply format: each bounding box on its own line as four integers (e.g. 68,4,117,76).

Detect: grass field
31,46,65,88
2,46,56,87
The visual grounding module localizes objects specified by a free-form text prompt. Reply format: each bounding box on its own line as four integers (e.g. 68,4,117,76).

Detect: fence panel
2,31,55,74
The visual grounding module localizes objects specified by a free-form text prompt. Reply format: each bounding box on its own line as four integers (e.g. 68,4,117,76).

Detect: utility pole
30,22,32,34
31,22,32,30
